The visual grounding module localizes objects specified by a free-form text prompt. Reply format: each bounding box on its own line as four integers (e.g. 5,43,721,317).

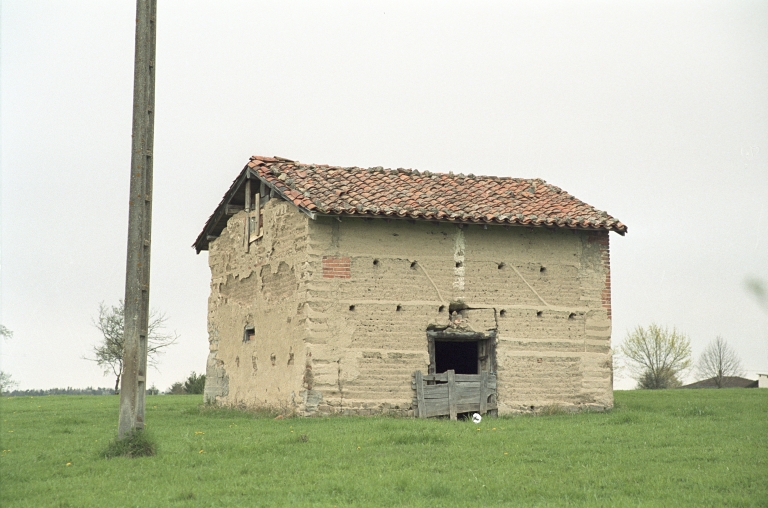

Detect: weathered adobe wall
204,198,310,410
303,218,455,416
488,228,613,412
304,217,613,415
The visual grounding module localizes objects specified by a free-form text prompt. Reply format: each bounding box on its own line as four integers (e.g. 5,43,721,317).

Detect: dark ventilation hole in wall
536,311,543,318
410,261,418,269
568,313,575,320
349,305,355,311
435,340,478,375
530,405,535,411
396,305,403,312
448,301,469,314
499,309,507,317
498,262,506,269
455,261,463,268
540,266,547,273
438,305,446,313
373,259,380,266
243,326,255,342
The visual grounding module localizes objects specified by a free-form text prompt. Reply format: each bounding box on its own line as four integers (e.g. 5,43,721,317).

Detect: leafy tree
620,324,692,389
183,372,206,395
696,336,745,388
87,301,178,393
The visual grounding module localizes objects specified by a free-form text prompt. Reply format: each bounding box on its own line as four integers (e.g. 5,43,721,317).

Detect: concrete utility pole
119,0,157,439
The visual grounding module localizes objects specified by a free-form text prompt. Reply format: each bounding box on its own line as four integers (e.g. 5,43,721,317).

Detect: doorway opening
420,327,498,419
435,340,478,374
426,329,496,375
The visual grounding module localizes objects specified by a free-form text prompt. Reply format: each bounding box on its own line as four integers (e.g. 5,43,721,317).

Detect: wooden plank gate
412,370,497,420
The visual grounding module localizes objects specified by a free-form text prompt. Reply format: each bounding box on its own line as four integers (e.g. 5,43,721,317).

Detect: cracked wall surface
205,199,309,411
205,200,614,415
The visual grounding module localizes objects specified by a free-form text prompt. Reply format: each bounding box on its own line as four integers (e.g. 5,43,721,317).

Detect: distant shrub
184,372,206,395
6,387,115,396
167,382,185,395
166,372,206,395
638,366,682,389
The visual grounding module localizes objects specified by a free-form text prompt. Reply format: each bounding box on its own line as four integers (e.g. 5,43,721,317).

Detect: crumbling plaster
205,197,614,415
204,199,309,409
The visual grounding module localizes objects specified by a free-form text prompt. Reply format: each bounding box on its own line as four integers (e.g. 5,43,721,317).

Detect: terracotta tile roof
247,155,627,231
194,155,626,252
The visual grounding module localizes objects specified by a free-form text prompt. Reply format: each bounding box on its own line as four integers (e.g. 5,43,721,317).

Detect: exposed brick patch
322,256,351,279
588,232,612,319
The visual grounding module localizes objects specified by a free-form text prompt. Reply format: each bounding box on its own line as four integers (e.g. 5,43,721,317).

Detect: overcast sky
2,1,766,392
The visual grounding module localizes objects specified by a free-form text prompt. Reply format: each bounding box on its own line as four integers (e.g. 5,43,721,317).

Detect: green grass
1,390,766,507
102,428,157,458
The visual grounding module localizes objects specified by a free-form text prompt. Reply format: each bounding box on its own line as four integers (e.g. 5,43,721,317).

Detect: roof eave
193,165,251,254
311,211,627,234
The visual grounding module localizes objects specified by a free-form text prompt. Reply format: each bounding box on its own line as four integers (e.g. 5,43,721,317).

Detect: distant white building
758,373,768,389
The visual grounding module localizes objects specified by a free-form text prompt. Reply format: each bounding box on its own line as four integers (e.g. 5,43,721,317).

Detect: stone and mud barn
194,156,626,417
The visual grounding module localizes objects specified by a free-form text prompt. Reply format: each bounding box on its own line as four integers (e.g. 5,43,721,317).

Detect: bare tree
0,371,19,394
0,325,17,394
696,336,745,388
87,301,178,392
0,324,12,340
620,324,692,389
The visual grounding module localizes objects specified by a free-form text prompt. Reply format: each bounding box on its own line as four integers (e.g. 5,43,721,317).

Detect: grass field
1,389,766,507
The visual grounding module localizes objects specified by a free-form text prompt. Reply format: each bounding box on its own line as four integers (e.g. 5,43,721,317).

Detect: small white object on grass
472,413,482,424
